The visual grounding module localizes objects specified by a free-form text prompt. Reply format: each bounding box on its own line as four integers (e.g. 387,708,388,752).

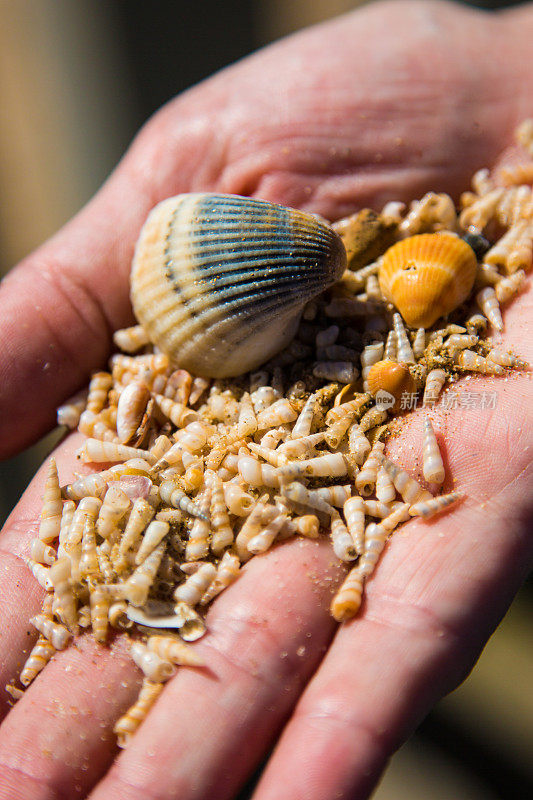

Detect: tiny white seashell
116,380,150,443
330,512,357,561
291,392,318,439
30,614,72,650
375,465,396,503
380,457,432,505
409,491,463,519
20,635,56,687
130,642,176,683
174,563,217,606
39,458,62,544
278,452,348,481
476,286,503,331
422,418,445,484
281,482,335,518
423,369,447,407
201,551,241,604
235,497,278,561
114,678,164,749
247,511,288,555
343,495,365,554
331,566,365,621
455,349,505,375
355,441,385,496
130,193,346,377
147,635,205,666
393,314,415,364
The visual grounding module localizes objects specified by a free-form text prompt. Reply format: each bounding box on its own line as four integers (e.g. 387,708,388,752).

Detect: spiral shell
131,193,346,377
378,233,477,328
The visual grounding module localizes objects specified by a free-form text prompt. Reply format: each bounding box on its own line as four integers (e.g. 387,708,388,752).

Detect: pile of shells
7,121,532,748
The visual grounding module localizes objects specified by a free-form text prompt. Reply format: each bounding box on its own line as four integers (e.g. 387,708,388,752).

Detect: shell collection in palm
7,121,532,746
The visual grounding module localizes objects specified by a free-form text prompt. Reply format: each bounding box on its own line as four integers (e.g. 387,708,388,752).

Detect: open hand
0,2,532,798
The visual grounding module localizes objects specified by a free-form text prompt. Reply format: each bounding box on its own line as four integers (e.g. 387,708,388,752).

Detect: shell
222,483,255,517
331,566,365,621
205,471,234,554
291,392,318,439
185,488,211,561
174,563,216,606
330,512,357,562
114,678,163,748
343,496,365,554
410,491,462,519
115,498,155,573
348,422,371,465
375,466,396,503
130,642,175,682
96,485,131,539
422,418,445,484
378,233,478,328
116,381,151,443
281,482,335,519
39,458,62,544
49,557,78,631
355,440,384,496
393,313,415,364
366,360,416,411
380,457,432,505
234,497,276,561
147,635,205,666
136,520,170,565
124,542,166,606
200,551,241,604
31,614,72,650
130,193,346,377
20,635,56,687
495,270,526,305
248,511,287,555
90,585,110,643
278,452,348,481
86,372,113,415
423,368,447,406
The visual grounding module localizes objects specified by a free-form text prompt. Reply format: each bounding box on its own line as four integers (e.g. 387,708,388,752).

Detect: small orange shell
366,360,415,410
378,233,477,328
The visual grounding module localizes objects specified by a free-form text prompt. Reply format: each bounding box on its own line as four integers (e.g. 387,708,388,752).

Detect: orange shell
378,233,477,328
366,360,416,410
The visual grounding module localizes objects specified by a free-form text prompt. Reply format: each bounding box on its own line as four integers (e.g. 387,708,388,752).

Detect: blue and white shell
130,193,346,377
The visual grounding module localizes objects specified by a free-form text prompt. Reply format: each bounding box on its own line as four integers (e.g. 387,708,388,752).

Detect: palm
0,2,532,799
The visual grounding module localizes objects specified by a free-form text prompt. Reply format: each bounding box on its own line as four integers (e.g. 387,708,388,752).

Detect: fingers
0,433,87,712
252,400,533,800
0,432,341,800
0,637,138,800
86,539,340,800
0,536,341,800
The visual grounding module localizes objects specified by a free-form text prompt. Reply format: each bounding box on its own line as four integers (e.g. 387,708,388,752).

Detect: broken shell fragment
130,193,346,377
378,233,477,328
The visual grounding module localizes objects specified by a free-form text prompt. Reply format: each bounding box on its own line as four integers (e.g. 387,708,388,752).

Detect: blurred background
0,0,531,797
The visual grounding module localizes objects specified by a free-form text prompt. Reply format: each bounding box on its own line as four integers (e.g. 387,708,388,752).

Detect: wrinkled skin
0,2,532,799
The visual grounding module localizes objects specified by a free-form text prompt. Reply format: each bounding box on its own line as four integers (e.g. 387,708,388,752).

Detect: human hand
0,2,532,799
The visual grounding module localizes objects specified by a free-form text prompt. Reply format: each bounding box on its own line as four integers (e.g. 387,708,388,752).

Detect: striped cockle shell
130,193,346,377
378,233,478,328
